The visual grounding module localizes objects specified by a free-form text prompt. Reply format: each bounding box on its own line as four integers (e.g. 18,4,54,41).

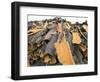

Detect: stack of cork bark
28,17,88,66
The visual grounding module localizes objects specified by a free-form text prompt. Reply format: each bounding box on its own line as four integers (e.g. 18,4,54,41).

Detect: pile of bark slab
28,17,88,66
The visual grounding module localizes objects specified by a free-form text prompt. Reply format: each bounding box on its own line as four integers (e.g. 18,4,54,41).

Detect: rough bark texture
28,17,88,66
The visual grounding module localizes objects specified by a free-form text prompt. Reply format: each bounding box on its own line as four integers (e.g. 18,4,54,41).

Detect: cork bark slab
54,36,75,65
72,32,81,44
